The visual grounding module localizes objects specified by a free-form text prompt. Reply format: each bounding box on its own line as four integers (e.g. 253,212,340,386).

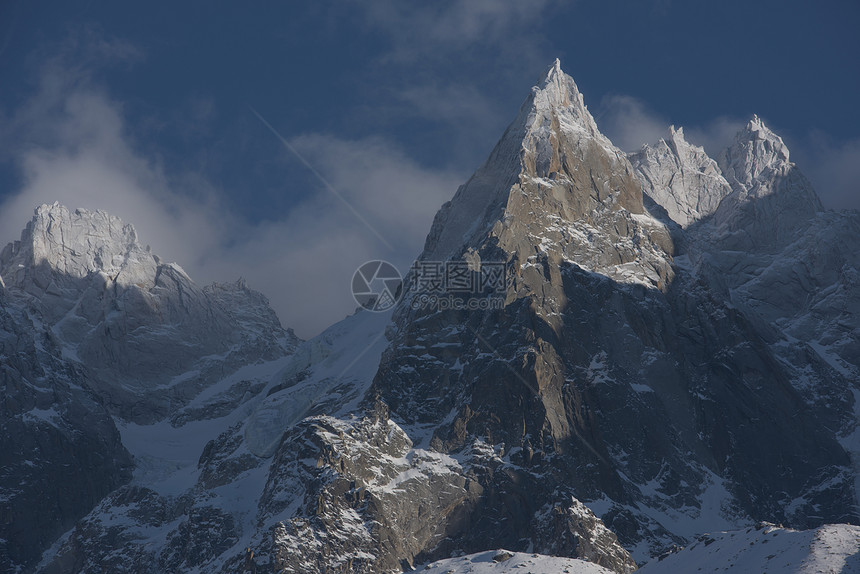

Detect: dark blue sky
1,0,858,335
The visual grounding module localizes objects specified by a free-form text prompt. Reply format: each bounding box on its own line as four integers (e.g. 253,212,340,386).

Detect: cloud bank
0,36,462,338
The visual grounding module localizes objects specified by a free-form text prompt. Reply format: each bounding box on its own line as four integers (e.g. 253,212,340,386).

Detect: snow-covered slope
418,525,860,574
639,523,860,573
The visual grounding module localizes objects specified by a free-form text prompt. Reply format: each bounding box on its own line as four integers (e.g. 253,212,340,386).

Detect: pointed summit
536,58,582,108
719,115,792,189
528,58,605,143
713,117,824,249
421,59,672,292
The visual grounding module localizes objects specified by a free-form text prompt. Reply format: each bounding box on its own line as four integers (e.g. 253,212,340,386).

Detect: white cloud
0,49,463,338
397,83,501,133
596,94,669,152
0,80,225,271
684,117,746,158
204,133,463,335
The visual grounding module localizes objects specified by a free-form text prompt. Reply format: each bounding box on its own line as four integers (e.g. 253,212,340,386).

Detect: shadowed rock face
0,288,133,572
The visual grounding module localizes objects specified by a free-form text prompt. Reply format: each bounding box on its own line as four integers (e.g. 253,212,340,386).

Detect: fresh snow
244,307,393,457
639,524,860,573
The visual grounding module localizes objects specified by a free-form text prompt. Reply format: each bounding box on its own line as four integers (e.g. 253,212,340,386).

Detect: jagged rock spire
0,202,160,292
719,115,793,190
630,125,732,227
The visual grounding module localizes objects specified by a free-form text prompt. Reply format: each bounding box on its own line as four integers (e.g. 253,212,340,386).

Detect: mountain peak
668,125,684,138
538,58,575,94
713,117,824,246
720,116,790,188
421,60,671,292
0,202,159,291
529,59,602,141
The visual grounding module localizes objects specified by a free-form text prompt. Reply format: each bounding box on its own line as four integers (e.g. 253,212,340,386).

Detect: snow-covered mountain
1,60,859,573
